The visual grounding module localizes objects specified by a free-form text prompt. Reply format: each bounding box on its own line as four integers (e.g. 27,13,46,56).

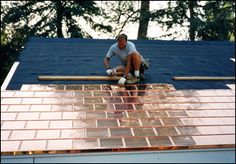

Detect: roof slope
1,84,235,156
7,37,235,90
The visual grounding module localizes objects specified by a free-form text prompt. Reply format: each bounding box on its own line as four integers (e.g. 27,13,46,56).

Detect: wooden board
38,76,121,81
173,76,235,81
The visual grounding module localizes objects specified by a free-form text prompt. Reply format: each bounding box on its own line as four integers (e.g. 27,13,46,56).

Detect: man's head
116,33,127,49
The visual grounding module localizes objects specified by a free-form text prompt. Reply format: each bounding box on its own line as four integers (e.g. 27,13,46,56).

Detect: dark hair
116,33,128,41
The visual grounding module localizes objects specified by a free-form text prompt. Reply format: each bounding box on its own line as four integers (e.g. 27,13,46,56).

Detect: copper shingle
1,84,235,155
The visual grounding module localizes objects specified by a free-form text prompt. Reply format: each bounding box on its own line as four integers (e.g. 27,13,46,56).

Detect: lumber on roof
173,76,235,81
38,76,121,81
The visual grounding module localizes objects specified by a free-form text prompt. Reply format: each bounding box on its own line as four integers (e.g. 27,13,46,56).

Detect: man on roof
103,33,149,85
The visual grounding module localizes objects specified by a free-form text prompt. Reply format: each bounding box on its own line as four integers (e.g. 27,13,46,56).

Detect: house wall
1,148,235,163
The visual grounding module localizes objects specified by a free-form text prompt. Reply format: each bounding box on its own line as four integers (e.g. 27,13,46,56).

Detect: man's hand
106,68,116,76
118,77,126,85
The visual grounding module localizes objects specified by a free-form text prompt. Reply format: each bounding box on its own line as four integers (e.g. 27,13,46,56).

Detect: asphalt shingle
7,37,235,90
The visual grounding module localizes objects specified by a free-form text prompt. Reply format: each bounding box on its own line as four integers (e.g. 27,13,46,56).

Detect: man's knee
130,52,141,61
130,52,140,57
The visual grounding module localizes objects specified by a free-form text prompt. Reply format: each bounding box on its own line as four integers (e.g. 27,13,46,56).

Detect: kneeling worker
103,33,149,85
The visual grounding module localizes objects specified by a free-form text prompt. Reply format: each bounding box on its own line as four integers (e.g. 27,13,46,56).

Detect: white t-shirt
106,41,143,65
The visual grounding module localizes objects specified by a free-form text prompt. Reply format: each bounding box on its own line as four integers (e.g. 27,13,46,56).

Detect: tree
149,1,203,41
97,1,140,38
0,0,107,85
137,1,150,39
197,1,235,41
149,0,235,41
1,1,104,39
97,1,151,39
188,1,200,41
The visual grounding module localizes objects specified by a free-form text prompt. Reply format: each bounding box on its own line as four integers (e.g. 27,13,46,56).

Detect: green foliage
149,0,235,41
1,1,107,40
0,1,109,85
150,1,203,40
197,1,235,41
92,24,112,33
0,31,24,85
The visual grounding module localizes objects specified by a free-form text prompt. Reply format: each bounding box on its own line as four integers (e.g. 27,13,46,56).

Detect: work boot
126,76,140,84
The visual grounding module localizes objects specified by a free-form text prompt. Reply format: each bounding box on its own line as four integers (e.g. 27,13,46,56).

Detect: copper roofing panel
1,84,235,155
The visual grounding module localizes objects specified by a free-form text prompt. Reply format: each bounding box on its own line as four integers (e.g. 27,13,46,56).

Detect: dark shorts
128,61,145,75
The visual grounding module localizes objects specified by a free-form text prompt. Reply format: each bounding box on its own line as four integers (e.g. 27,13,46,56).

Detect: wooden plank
173,76,235,81
38,76,121,81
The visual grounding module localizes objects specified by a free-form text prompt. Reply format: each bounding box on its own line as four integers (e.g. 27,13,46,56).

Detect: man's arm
104,57,110,69
104,57,116,76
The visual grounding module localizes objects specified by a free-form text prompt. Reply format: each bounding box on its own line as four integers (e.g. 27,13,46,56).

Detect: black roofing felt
7,37,235,90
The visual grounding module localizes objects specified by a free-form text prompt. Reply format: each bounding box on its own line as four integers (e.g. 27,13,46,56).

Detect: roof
1,37,235,162
6,37,235,90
